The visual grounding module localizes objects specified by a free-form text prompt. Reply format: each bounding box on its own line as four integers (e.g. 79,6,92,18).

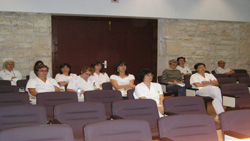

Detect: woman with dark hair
110,61,135,95
134,69,164,116
89,61,110,89
29,60,51,79
26,64,60,96
67,66,100,94
190,63,224,119
55,63,77,90
176,57,192,76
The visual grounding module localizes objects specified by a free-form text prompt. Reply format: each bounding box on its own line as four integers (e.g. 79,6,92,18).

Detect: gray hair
168,59,177,65
3,60,15,69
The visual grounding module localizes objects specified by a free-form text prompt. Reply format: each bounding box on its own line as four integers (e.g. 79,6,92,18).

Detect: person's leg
166,84,186,96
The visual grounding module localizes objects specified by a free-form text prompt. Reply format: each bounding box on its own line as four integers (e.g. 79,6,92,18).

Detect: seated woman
89,61,110,89
162,59,186,96
0,60,22,85
29,60,51,79
134,69,164,116
55,63,77,91
190,63,224,119
26,64,60,96
176,57,192,77
110,61,135,95
67,66,100,94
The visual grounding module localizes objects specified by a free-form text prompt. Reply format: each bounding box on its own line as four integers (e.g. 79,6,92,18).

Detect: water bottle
77,88,81,95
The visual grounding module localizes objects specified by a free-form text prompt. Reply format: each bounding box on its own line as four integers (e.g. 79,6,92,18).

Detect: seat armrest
224,130,250,139
159,137,173,141
164,111,178,115
111,115,124,119
222,94,240,98
49,119,62,124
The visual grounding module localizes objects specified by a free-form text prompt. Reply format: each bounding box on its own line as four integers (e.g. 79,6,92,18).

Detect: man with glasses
215,60,235,75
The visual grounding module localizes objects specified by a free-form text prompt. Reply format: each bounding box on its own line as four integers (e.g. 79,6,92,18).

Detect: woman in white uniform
67,66,100,94
190,63,224,119
110,61,135,95
55,63,77,90
134,69,164,116
0,60,22,85
176,57,192,77
89,61,110,89
29,60,51,79
26,64,60,96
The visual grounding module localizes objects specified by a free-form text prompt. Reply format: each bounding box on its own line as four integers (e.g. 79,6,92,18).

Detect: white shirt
89,72,110,85
55,73,77,82
190,73,217,90
134,82,163,105
67,76,100,92
26,77,59,96
176,65,192,74
110,74,135,92
29,71,51,79
215,67,232,74
0,69,22,85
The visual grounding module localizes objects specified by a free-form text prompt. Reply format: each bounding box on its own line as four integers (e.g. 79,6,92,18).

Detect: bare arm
193,80,218,87
28,88,38,96
110,79,131,90
58,81,69,86
54,86,60,92
159,94,164,105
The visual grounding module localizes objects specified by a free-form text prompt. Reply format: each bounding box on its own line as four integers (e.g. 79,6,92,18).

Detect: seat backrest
217,77,237,86
0,105,47,130
211,70,216,74
158,76,163,84
17,79,28,90
220,83,249,96
220,109,250,136
239,77,250,86
127,89,135,99
36,92,78,120
112,99,159,138
233,69,248,74
54,102,106,140
84,90,122,118
231,73,249,81
0,93,29,107
84,119,152,141
0,80,11,86
158,114,218,141
0,124,74,141
184,75,192,88
213,74,228,78
163,96,206,115
0,86,19,93
102,82,113,90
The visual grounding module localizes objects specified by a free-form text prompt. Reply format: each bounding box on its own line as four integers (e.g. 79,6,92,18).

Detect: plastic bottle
77,88,81,95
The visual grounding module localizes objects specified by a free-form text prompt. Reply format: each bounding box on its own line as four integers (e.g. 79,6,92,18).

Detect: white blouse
26,77,59,96
67,76,100,92
0,69,22,85
134,82,163,105
190,73,217,90
110,74,135,92
89,72,110,85
55,73,77,82
176,65,192,74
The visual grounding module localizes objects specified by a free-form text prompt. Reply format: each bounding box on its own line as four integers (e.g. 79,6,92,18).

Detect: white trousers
196,86,225,115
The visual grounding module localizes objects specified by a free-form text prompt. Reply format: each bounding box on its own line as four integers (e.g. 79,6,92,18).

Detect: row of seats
1,101,250,140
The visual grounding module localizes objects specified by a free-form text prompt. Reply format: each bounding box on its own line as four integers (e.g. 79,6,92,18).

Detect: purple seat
17,79,28,91
220,109,250,138
127,89,135,99
0,93,29,107
84,90,122,118
102,82,112,90
239,77,250,87
217,77,237,87
220,83,250,108
84,119,152,141
54,102,106,141
0,80,11,86
0,86,19,93
0,105,47,130
230,71,249,81
158,114,218,141
112,99,159,139
36,92,78,120
0,124,74,141
163,96,206,115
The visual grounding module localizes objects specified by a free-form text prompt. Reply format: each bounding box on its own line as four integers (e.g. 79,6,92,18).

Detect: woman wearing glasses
67,66,100,94
26,64,60,96
0,60,22,85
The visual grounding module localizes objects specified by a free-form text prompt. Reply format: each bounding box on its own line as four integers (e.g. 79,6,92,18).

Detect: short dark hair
33,60,44,70
59,63,71,75
114,61,128,76
34,64,49,76
136,69,154,82
90,61,104,73
194,63,206,70
177,57,186,65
